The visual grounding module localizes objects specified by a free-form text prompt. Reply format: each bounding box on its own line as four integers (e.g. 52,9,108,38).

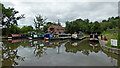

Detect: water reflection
65,40,100,55
2,40,25,66
102,49,120,68
1,39,120,66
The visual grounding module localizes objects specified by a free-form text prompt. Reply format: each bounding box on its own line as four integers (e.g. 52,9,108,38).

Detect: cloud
1,0,119,2
1,0,118,27
1,2,15,7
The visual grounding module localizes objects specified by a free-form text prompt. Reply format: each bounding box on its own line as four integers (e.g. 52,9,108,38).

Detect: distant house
48,25,64,33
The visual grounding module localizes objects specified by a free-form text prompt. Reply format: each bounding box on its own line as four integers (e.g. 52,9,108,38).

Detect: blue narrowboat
50,34,71,40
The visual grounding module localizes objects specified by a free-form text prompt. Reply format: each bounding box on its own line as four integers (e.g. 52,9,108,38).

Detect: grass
102,31,118,41
102,30,120,49
105,42,120,49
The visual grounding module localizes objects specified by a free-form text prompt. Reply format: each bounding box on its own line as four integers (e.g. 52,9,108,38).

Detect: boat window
59,35,70,37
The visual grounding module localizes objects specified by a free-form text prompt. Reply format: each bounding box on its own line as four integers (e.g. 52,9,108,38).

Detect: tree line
65,17,119,34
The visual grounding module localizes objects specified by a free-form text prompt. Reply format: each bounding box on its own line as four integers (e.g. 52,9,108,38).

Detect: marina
1,1,120,67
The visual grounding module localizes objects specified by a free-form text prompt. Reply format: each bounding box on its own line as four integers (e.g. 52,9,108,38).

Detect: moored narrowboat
8,34,22,39
8,34,31,40
38,33,45,39
90,34,98,41
50,34,71,40
44,33,50,42
28,34,39,40
71,34,77,40
58,34,71,39
71,32,83,40
28,32,45,40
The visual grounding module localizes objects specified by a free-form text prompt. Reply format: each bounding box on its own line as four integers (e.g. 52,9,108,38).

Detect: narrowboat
8,34,31,40
38,33,45,39
50,34,71,40
21,34,30,38
77,34,83,39
8,34,22,39
71,34,78,40
28,32,45,40
28,34,39,40
58,34,71,39
90,34,98,41
71,34,83,40
44,33,50,42
28,33,45,40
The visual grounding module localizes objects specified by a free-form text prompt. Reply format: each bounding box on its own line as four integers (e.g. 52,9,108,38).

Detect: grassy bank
101,30,120,48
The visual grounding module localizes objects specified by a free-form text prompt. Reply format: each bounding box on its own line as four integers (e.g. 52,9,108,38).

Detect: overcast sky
1,0,119,27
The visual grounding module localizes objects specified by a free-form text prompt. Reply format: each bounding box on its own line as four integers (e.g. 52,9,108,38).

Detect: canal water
1,39,120,67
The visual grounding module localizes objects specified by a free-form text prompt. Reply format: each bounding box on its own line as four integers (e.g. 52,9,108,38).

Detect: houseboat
44,33,50,42
71,33,83,40
28,34,39,40
8,34,30,40
28,32,45,40
90,34,98,41
58,34,71,39
50,34,71,40
71,34,78,40
21,34,30,38
38,33,45,39
8,34,22,39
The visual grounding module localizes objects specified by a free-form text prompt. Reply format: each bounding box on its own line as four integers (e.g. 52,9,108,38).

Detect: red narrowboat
8,34,22,39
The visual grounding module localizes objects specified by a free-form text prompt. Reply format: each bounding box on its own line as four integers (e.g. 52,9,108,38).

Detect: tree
65,21,71,33
27,26,34,32
1,3,24,35
65,18,91,33
34,15,47,32
10,25,21,34
90,21,101,33
2,4,24,28
21,26,34,33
